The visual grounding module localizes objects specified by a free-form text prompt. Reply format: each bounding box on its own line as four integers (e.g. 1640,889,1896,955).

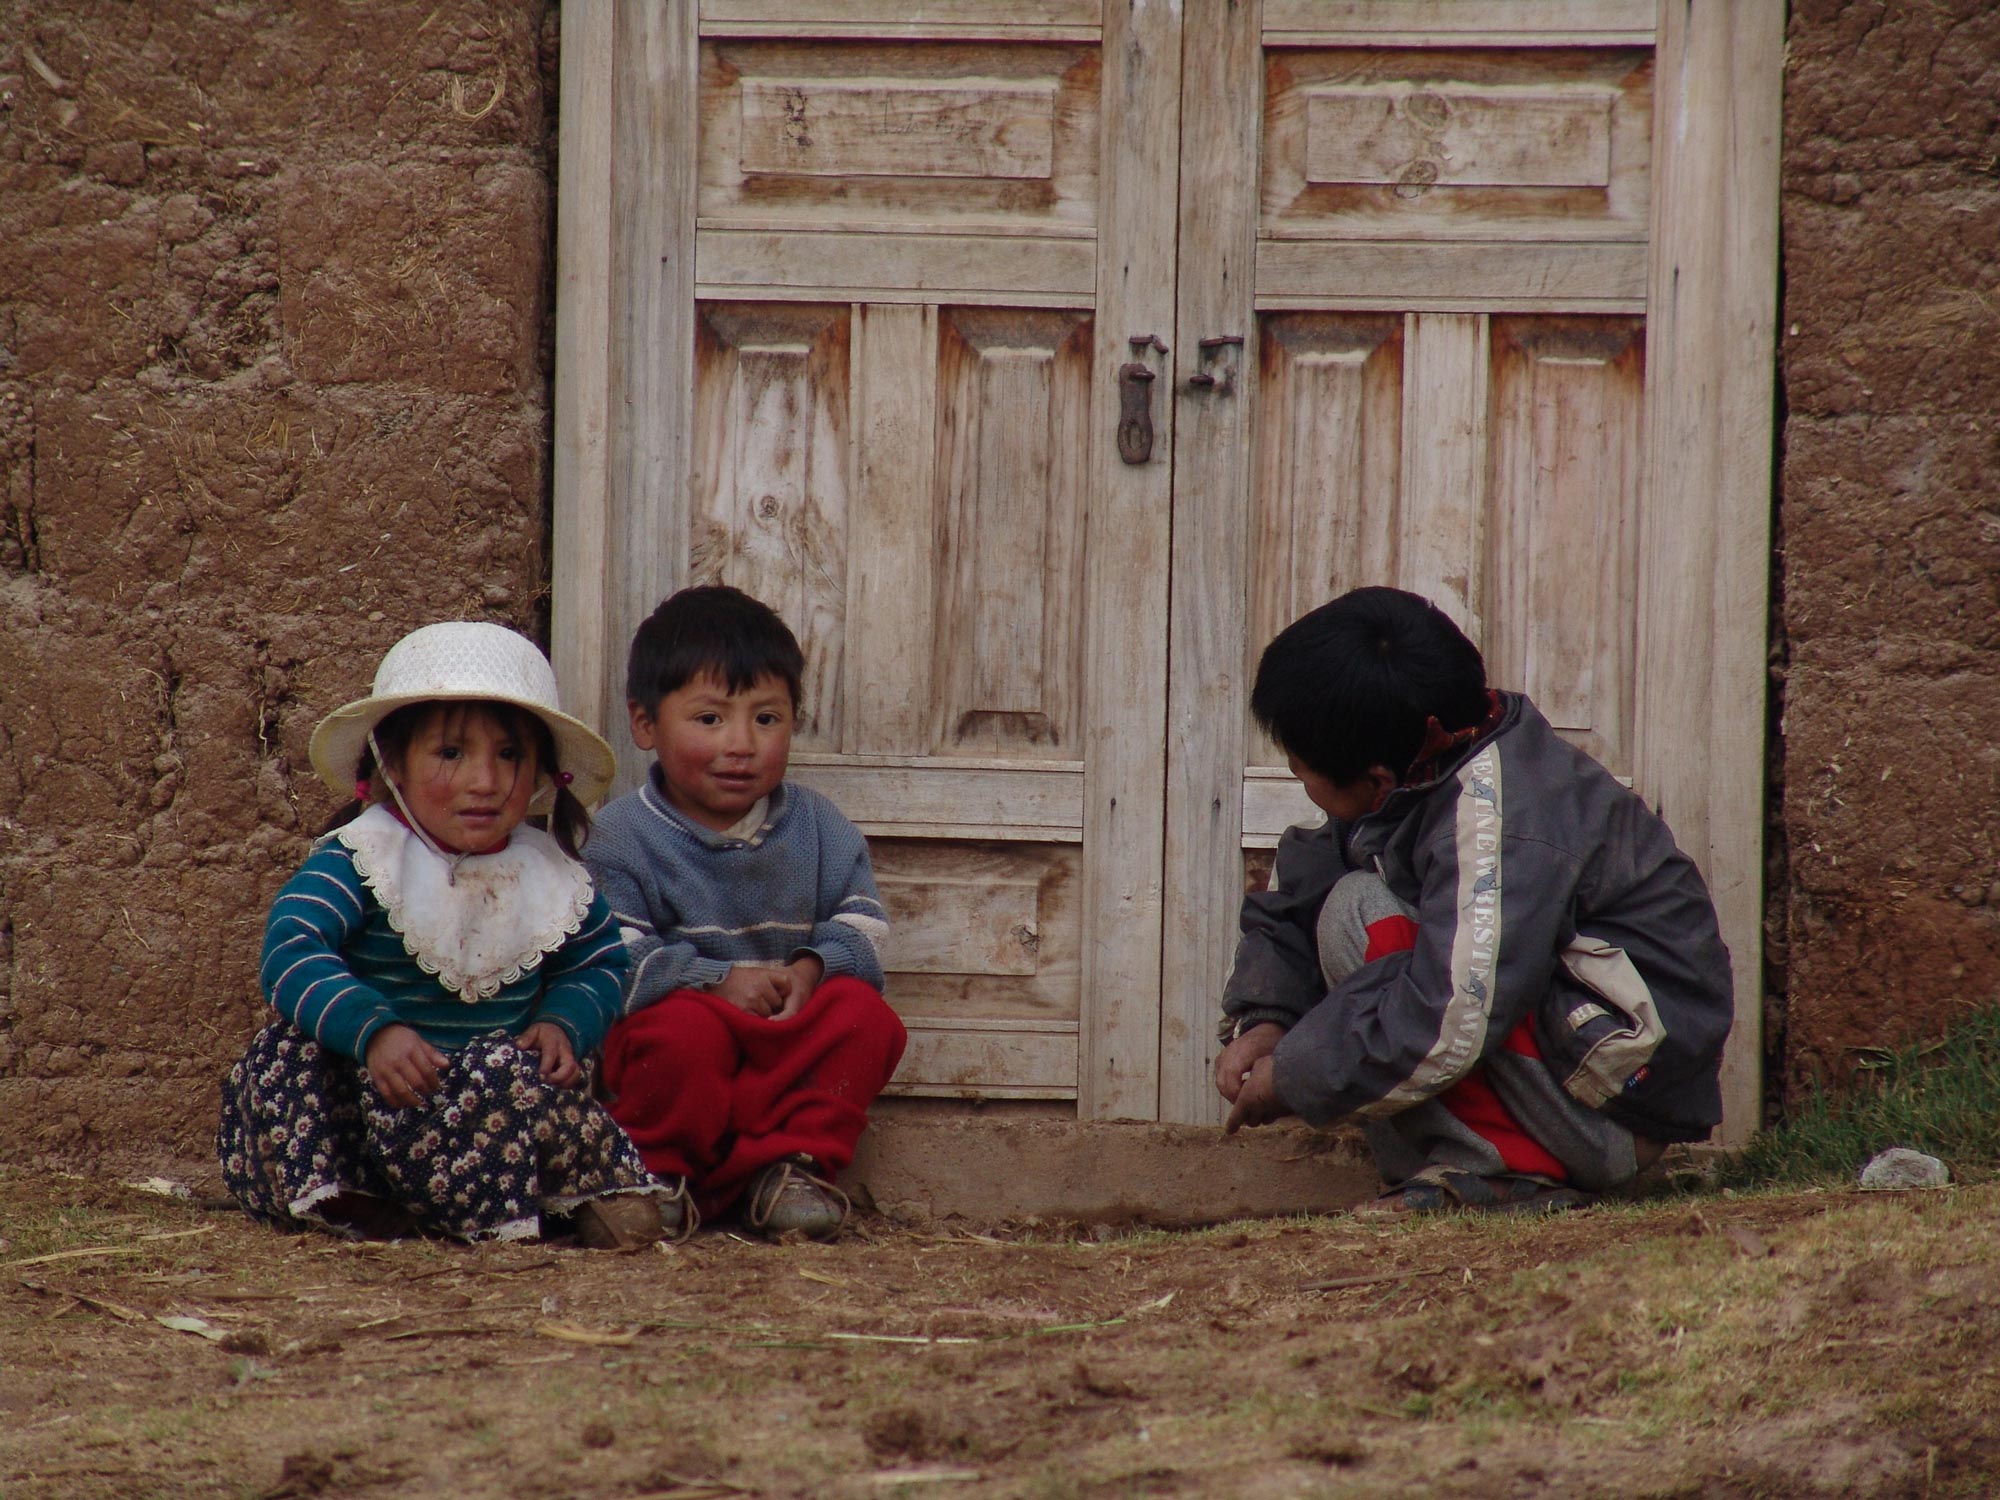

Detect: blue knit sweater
259,836,628,1063
585,773,888,1013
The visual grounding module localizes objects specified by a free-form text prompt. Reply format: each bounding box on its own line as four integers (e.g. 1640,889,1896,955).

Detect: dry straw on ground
4,1165,1999,1498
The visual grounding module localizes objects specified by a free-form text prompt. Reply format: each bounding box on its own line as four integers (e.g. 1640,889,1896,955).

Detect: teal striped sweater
258,836,628,1063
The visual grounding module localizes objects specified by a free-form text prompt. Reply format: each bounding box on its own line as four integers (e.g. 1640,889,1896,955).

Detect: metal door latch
1117,334,1168,465
1188,334,1244,396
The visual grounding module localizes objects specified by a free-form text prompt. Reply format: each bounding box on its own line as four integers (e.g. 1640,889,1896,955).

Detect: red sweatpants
1363,913,1567,1182
599,977,907,1217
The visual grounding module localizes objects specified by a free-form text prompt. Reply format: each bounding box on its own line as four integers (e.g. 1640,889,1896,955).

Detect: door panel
872,836,1083,1098
1261,47,1653,243
699,41,1102,233
1248,312,1405,775
690,303,853,749
1241,311,1645,788
931,308,1091,756
1485,316,1644,778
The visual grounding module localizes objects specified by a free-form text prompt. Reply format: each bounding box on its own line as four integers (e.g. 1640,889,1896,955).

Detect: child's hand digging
365,1024,449,1108
1214,1021,1286,1104
1224,1054,1293,1134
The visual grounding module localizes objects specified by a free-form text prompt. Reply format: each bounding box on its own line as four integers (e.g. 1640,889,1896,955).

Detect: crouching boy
586,586,907,1239
1218,587,1733,1215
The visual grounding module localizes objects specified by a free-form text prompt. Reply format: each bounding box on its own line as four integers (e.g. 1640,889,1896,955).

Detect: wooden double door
554,1,1780,1134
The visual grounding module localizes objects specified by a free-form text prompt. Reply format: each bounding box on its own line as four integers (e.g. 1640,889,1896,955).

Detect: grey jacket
1222,693,1733,1144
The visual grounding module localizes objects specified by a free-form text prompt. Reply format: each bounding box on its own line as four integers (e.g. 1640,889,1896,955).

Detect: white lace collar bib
334,804,593,1002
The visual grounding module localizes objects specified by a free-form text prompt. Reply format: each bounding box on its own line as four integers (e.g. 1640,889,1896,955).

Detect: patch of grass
1721,1005,2000,1188
0,1193,130,1261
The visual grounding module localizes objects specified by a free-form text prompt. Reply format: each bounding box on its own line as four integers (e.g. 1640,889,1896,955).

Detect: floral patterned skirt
217,1022,663,1242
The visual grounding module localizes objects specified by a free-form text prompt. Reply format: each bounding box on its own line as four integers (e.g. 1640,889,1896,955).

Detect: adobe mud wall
0,2,560,1157
1776,1,2000,1100
1,2,1997,1164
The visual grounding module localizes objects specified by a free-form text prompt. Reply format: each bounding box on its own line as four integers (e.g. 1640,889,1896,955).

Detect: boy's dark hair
625,584,805,712
1251,586,1489,785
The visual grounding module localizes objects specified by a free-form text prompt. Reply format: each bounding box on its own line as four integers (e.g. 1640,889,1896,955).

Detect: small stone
1858,1148,1949,1191
581,1421,615,1449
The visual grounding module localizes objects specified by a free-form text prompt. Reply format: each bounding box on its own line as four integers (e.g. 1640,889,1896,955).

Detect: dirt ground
4,1163,1998,1500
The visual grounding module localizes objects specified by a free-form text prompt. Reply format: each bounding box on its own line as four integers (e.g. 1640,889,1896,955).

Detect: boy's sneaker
574,1179,696,1250
743,1154,849,1241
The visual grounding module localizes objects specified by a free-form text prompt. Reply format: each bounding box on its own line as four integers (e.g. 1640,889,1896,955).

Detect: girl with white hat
216,621,687,1247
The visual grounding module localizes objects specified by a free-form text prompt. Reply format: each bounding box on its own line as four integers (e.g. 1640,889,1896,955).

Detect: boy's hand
1224,1055,1293,1134
773,954,825,1019
711,965,788,1018
1214,1022,1287,1103
364,1024,449,1108
514,1020,581,1087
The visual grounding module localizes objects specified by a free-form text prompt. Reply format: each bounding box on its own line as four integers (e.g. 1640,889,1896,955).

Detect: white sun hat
309,622,617,809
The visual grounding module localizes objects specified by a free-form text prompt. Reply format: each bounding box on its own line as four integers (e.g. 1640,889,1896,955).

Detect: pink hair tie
354,778,372,800
555,770,574,787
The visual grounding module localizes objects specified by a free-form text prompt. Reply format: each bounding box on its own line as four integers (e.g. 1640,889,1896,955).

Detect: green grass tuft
1720,1005,2000,1188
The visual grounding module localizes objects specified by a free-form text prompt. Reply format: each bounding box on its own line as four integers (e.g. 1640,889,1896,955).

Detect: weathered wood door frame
555,1,1782,1141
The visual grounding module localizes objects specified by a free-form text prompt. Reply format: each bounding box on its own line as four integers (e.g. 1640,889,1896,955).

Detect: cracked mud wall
1778,2,2000,1096
0,2,560,1157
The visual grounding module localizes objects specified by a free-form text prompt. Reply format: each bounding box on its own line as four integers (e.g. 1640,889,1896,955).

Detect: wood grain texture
1486,316,1643,779
1077,0,1180,1120
551,2,615,762
548,0,703,793
847,303,940,754
739,77,1059,180
1248,314,1404,770
786,757,1084,834
1159,0,1261,1125
688,304,852,748
701,41,1101,235
698,229,1097,298
1635,0,1783,1147
707,0,1099,28
560,0,1781,1138
1264,48,1651,244
1304,84,1615,189
888,1022,1080,1098
1254,241,1647,308
871,840,1079,1006
1264,0,1654,42
931,309,1091,756
1242,772,1322,848
881,869,1043,976
608,0,701,793
1399,312,1488,636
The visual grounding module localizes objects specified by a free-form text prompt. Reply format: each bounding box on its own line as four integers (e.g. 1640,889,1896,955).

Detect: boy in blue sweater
585,586,906,1239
